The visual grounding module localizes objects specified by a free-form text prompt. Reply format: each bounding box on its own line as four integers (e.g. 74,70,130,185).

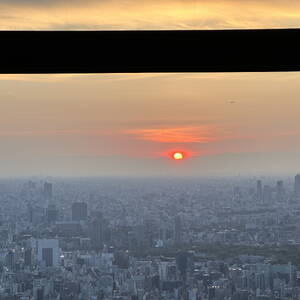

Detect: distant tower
28,204,34,223
263,185,272,203
276,180,284,201
256,180,262,201
46,204,58,223
89,212,103,251
72,202,88,221
294,174,300,197
24,248,32,268
5,250,15,270
43,182,52,200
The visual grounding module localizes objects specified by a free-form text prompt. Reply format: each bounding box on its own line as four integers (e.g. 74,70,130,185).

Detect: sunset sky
1,1,300,176
1,0,300,29
1,72,300,177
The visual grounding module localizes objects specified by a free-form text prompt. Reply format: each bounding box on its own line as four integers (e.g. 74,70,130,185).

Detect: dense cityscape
0,175,300,299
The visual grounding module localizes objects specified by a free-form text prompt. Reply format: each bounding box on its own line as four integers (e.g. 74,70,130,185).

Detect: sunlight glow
173,152,184,160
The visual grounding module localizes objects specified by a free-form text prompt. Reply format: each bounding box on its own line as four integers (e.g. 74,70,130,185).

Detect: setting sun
173,152,184,160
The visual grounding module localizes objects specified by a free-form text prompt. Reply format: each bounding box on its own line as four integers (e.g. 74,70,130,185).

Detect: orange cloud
0,129,113,137
123,125,226,143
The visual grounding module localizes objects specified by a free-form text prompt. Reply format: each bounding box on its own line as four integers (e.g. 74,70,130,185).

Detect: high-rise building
43,182,52,199
36,239,60,267
276,180,284,201
42,248,53,267
24,248,32,267
36,287,44,300
256,180,262,201
71,202,87,221
295,174,300,197
46,204,58,223
28,204,33,223
5,249,15,270
89,212,103,251
263,185,272,203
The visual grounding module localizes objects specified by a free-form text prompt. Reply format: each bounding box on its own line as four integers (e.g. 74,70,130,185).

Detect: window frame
1,29,299,73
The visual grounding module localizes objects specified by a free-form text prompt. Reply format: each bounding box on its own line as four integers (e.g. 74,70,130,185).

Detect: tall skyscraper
89,212,103,251
5,250,15,270
71,202,88,221
24,248,32,268
256,180,262,201
295,174,300,197
46,204,58,223
43,182,53,200
263,185,272,203
28,204,33,223
276,180,284,201
37,239,60,267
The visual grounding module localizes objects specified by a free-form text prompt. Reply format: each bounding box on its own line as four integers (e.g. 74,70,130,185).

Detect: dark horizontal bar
1,29,300,73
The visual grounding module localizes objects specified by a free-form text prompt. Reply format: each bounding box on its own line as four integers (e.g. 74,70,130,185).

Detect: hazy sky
1,1,300,176
1,73,300,177
0,0,300,29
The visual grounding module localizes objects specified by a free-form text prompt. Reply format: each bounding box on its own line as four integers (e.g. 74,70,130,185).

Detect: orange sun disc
173,152,184,160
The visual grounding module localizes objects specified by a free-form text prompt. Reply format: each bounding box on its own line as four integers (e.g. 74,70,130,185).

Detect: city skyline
1,1,300,299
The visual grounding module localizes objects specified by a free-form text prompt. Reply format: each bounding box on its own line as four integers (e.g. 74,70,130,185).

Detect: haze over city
2,2,300,299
